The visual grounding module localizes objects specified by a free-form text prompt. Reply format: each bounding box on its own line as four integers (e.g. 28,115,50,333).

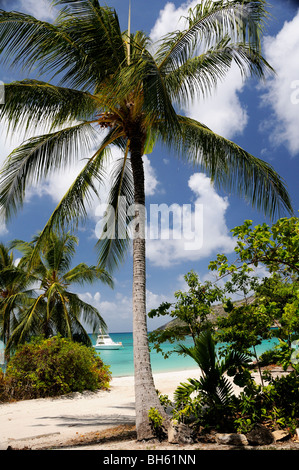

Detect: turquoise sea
0,332,280,377
90,332,198,377
90,332,280,377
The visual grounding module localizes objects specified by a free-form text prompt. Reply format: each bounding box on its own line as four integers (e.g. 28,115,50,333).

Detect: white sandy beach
3,367,293,451
0,368,206,450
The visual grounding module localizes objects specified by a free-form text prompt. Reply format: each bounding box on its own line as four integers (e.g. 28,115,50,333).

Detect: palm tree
0,242,34,362
5,231,112,352
174,329,251,409
0,0,293,439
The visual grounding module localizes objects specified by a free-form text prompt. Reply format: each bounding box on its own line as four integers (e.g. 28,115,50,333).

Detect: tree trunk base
136,413,171,442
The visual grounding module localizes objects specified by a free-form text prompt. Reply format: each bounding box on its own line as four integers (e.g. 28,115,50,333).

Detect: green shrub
230,368,299,435
259,341,292,370
170,366,299,435
0,335,111,402
148,407,166,441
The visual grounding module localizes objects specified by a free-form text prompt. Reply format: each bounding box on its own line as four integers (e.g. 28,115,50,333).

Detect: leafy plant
231,217,299,277
157,391,173,411
209,219,299,381
173,329,252,430
148,407,166,440
229,367,299,435
148,270,223,357
259,340,293,370
1,335,111,402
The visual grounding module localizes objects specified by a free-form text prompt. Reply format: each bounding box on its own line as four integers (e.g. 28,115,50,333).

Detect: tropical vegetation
151,216,299,438
0,0,294,439
0,231,112,358
148,270,223,357
0,241,34,362
0,335,111,402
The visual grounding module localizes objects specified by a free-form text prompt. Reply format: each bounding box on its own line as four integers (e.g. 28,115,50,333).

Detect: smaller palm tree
0,242,34,362
5,231,113,353
174,329,251,409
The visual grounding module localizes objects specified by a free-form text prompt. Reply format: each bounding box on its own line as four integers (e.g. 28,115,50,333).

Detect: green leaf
0,122,99,220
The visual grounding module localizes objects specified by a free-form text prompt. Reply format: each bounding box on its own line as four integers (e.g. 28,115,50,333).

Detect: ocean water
90,332,198,377
0,332,280,377
90,332,280,377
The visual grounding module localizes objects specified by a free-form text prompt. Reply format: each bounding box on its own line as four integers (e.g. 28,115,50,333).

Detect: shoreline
112,363,201,379
0,368,202,450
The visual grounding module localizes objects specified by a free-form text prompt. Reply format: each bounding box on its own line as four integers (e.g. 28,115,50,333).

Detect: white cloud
79,291,131,331
28,160,86,203
143,155,159,196
150,0,198,43
260,11,299,156
17,0,57,21
184,63,248,138
79,288,174,331
146,173,235,267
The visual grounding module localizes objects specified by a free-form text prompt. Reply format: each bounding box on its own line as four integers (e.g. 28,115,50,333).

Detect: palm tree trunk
130,136,169,440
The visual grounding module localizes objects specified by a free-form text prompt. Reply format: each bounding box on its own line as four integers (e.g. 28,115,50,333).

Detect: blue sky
0,0,299,332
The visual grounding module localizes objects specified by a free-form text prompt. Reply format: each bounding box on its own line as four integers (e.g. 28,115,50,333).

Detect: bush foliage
0,335,111,402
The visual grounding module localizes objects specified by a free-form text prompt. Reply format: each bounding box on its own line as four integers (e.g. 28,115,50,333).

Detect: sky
0,0,299,332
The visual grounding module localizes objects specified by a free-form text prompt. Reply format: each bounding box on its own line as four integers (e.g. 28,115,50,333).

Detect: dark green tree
174,329,251,425
148,270,223,357
5,232,112,353
0,243,34,362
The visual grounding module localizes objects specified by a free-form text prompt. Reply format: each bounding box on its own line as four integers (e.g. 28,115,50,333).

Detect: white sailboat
93,329,123,350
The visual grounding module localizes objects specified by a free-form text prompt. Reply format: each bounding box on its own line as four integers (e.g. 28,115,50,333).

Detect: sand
1,368,297,451
0,368,204,450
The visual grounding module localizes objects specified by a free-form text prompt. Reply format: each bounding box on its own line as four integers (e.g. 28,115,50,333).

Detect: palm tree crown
0,0,293,439
0,0,292,241
5,232,112,351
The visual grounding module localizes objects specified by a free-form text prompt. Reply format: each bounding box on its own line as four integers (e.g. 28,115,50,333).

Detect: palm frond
164,38,272,106
0,80,98,135
66,291,107,334
0,9,103,91
64,263,113,288
173,377,202,404
174,330,236,406
141,50,180,131
0,242,13,268
6,293,45,348
42,231,78,273
161,115,293,219
94,30,180,133
54,0,126,86
0,122,99,221
156,0,269,74
215,376,235,405
96,142,134,272
22,128,120,269
0,2,127,91
175,329,217,372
